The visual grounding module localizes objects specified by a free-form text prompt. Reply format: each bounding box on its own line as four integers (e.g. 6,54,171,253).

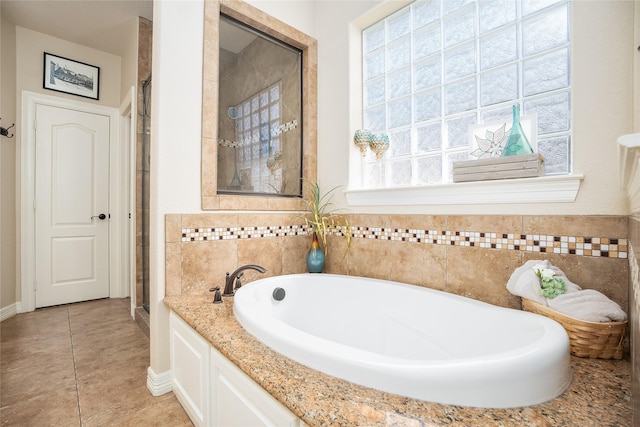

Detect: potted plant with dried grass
301,182,351,273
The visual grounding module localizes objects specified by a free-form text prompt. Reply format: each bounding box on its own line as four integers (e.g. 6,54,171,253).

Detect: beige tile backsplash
628,217,639,421
166,213,629,315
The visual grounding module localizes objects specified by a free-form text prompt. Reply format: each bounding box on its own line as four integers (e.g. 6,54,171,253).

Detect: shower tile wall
136,18,152,309
218,35,301,194
165,213,629,314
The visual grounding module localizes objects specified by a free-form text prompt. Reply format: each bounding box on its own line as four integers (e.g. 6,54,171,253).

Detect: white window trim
345,174,583,206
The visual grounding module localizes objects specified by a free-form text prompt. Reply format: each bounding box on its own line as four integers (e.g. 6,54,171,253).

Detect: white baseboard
0,302,20,322
147,366,173,396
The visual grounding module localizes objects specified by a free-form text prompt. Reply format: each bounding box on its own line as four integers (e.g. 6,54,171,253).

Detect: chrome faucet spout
223,264,267,296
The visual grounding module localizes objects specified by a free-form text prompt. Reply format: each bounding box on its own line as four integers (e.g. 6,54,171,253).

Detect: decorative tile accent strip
181,225,308,241
180,225,627,259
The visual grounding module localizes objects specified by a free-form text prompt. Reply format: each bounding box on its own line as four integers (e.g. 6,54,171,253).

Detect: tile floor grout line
0,299,192,425
66,305,84,426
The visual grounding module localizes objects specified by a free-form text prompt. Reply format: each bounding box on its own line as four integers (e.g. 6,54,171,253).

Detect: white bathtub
233,273,571,408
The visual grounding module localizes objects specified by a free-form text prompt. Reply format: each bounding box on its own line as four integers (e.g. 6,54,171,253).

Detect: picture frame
43,52,100,100
468,115,537,160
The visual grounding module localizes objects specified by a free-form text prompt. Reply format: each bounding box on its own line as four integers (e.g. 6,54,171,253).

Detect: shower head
142,74,152,89
228,107,240,120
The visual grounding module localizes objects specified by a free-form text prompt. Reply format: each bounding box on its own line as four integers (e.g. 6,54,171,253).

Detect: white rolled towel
548,289,628,322
506,260,581,306
507,260,627,322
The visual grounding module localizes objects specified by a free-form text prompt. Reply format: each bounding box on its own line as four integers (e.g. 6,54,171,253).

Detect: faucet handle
209,286,223,304
235,272,244,290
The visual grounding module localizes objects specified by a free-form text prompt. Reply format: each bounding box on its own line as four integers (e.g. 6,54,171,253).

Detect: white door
35,104,111,308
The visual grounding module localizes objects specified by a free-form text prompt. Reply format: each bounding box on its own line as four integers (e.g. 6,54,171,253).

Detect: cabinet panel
170,312,210,426
215,373,276,426
169,311,302,427
211,346,299,427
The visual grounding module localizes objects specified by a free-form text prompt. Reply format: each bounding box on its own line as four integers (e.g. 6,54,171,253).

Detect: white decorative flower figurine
538,267,555,281
471,123,509,159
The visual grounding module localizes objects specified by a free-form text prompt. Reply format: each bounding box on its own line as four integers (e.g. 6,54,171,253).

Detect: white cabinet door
170,313,210,426
211,346,300,427
169,311,303,427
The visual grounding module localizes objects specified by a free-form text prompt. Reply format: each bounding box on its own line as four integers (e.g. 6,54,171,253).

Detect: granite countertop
165,294,631,426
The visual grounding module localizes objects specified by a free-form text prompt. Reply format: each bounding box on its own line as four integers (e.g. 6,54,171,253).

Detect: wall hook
0,119,15,138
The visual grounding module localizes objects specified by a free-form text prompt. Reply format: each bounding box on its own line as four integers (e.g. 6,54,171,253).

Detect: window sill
345,175,584,206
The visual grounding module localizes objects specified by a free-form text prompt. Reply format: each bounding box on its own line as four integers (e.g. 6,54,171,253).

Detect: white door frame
20,91,128,312
119,86,137,318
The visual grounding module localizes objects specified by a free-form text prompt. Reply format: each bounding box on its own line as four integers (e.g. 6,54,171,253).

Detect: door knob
91,213,107,220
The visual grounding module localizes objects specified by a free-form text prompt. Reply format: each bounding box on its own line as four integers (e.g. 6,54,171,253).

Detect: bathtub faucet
223,264,267,297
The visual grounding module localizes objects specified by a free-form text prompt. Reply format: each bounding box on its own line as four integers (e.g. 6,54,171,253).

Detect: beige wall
190,0,639,216
149,0,318,376
149,0,206,377
120,18,141,102
1,13,18,311
315,0,635,215
15,27,122,108
150,0,638,378
1,22,127,311
0,14,17,311
635,0,640,133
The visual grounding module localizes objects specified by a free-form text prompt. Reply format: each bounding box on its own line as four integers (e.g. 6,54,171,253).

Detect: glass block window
362,0,571,186
234,82,282,192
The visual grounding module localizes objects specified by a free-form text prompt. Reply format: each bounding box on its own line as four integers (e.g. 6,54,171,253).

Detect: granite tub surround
165,294,632,426
166,213,628,314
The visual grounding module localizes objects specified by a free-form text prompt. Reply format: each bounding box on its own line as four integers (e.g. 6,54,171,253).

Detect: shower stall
140,73,151,314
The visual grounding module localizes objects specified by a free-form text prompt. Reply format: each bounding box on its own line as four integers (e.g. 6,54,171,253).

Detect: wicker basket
521,298,627,360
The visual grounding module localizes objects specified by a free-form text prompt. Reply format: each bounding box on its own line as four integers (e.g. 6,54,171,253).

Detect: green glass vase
502,104,534,157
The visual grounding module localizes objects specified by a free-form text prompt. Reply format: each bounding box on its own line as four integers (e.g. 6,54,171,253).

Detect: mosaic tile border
181,225,628,259
181,225,308,241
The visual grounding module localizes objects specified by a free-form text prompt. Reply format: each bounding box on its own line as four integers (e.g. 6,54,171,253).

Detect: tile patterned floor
0,298,193,426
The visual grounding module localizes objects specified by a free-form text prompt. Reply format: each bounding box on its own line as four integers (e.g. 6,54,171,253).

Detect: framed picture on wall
43,52,100,100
